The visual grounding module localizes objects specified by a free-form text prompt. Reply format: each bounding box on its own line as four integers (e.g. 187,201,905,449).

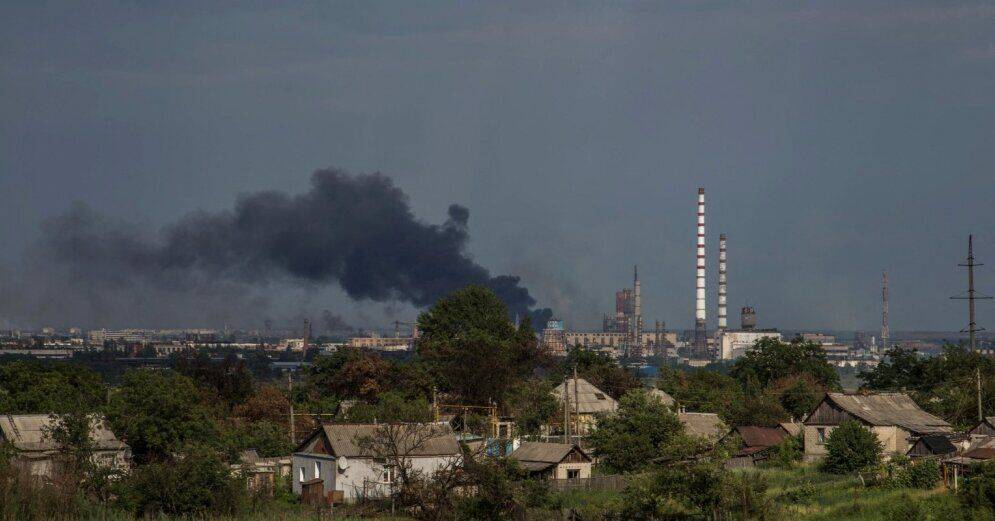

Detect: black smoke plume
29,169,552,326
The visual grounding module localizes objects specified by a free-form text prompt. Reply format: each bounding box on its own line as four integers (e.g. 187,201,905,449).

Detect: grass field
542,464,974,520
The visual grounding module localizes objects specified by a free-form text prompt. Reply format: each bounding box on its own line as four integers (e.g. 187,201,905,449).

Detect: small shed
968,417,995,437
509,442,592,480
722,425,794,468
907,435,958,459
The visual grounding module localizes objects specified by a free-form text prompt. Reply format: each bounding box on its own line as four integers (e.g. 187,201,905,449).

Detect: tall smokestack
718,234,727,332
694,188,707,355
634,265,642,347
881,271,889,354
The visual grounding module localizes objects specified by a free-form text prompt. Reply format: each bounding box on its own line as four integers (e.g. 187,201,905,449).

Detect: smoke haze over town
3,2,995,331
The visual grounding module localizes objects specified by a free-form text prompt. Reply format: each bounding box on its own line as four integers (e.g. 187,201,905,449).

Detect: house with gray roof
0,414,130,478
509,442,592,480
551,378,618,435
803,392,951,461
291,422,461,503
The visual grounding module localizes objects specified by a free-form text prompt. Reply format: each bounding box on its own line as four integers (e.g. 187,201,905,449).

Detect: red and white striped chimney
718,233,727,332
696,188,706,329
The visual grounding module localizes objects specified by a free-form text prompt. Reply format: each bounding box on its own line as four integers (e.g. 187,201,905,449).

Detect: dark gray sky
2,1,994,331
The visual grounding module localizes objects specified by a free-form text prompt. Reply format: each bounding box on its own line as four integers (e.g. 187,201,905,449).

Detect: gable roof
917,435,957,455
734,426,790,448
509,442,590,472
551,378,618,415
678,412,727,442
779,422,802,437
0,414,127,452
649,389,676,408
300,423,460,459
814,393,952,435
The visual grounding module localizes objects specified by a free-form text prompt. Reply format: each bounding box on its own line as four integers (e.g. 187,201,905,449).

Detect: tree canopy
730,337,839,390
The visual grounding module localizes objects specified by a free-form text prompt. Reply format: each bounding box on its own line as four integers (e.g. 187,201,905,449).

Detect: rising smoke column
36,169,552,324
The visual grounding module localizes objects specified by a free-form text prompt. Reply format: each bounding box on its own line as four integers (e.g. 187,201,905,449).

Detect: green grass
751,464,962,520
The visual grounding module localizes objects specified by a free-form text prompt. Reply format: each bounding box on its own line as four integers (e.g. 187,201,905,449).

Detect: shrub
778,481,816,504
620,462,770,520
961,461,995,511
820,420,882,474
116,444,247,517
897,459,940,489
764,434,803,468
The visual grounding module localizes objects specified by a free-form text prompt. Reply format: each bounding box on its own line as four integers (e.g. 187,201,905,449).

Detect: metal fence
547,474,628,493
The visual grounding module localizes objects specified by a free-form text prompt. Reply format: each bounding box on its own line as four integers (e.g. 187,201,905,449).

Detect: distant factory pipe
694,188,707,354
718,234,727,332
634,265,642,347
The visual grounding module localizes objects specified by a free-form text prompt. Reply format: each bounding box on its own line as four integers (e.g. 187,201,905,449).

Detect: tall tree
730,337,839,390
0,360,106,414
417,285,540,405
105,370,219,463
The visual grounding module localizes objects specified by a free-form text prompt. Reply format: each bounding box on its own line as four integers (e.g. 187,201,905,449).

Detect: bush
116,444,247,517
897,459,940,489
764,434,803,468
820,420,882,474
778,481,816,504
961,461,995,511
620,462,771,520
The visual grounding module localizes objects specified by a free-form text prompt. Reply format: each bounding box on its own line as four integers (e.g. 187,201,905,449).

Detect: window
299,466,305,482
567,469,580,479
817,428,827,444
314,461,321,479
380,466,395,484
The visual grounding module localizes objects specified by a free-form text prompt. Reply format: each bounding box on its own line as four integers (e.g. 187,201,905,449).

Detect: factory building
717,307,781,360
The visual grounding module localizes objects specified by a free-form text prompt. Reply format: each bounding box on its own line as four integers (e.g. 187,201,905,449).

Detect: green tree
175,351,254,409
657,366,744,420
342,391,433,423
505,379,558,436
859,346,927,392
620,461,769,520
820,420,882,474
730,337,839,390
961,461,995,512
105,370,219,463
0,360,106,414
773,374,825,421
563,347,641,400
588,389,700,473
417,286,541,405
117,444,246,517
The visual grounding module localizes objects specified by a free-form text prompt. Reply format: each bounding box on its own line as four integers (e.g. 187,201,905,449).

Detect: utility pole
951,235,992,422
562,373,570,440
573,363,580,441
288,370,295,444
881,271,889,354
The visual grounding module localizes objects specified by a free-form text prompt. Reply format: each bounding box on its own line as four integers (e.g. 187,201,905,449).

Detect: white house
291,423,461,503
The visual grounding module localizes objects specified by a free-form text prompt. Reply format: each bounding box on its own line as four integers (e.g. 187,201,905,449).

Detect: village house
649,389,676,409
551,378,618,435
803,392,951,461
968,416,995,438
0,414,130,478
291,423,461,504
508,442,592,480
235,449,292,492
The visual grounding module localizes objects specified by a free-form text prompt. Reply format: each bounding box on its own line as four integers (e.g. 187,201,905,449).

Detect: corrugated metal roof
317,423,460,458
678,412,727,442
734,426,789,448
0,414,127,452
551,378,618,415
821,393,951,434
509,442,589,465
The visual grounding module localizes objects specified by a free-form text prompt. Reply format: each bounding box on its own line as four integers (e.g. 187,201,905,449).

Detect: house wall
553,461,592,479
15,448,129,479
804,424,911,461
293,453,461,502
291,454,336,497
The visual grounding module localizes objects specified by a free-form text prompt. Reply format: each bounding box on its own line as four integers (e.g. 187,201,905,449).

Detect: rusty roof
734,426,790,448
817,393,951,435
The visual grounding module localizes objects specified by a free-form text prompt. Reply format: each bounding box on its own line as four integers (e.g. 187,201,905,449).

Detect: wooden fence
547,474,628,493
